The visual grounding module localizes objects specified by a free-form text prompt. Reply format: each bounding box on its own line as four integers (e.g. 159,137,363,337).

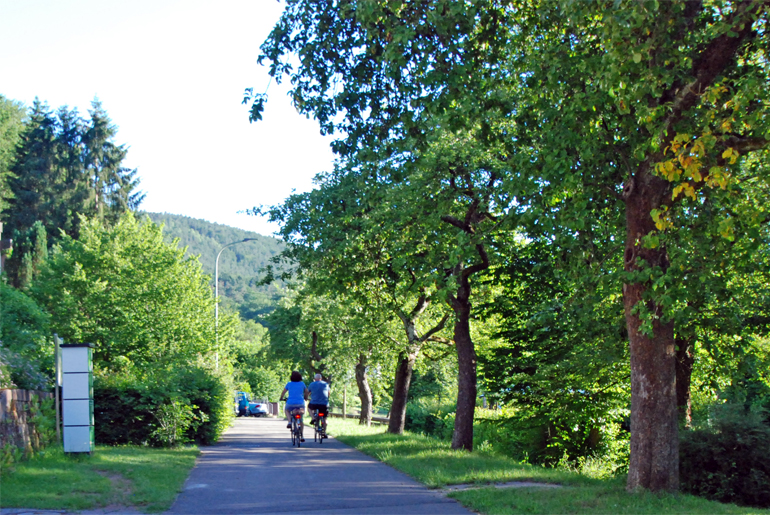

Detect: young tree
262,164,453,434
32,213,218,371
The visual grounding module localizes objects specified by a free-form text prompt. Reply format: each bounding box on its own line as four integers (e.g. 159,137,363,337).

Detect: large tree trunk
450,275,477,451
624,168,678,492
355,353,373,426
388,349,417,434
675,336,695,428
619,4,762,491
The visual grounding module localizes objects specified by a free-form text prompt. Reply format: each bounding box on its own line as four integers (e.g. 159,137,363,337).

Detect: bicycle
289,407,305,447
311,408,327,443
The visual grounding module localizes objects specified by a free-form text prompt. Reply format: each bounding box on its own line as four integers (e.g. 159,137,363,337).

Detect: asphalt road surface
167,417,473,515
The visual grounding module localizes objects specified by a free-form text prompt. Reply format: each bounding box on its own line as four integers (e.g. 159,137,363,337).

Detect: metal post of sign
54,334,62,442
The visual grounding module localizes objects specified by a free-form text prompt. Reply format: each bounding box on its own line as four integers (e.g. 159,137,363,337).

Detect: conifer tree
2,98,143,286
0,95,26,214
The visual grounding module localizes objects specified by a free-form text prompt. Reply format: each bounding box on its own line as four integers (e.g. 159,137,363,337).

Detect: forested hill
142,212,284,321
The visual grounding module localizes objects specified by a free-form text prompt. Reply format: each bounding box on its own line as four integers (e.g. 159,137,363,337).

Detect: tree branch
426,335,454,346
419,313,451,343
462,242,491,281
441,214,469,232
659,0,764,146
723,134,769,153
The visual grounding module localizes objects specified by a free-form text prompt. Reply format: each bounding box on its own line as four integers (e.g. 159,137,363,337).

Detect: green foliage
94,365,231,447
227,317,285,400
238,366,283,402
476,240,630,466
2,98,143,286
150,400,199,448
0,95,25,213
32,213,217,370
1,441,24,470
25,213,236,445
404,399,455,440
680,404,770,508
0,281,52,389
256,0,770,483
142,211,285,322
29,396,57,453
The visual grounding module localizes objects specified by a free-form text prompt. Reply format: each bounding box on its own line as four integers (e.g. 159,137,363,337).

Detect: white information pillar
61,343,94,453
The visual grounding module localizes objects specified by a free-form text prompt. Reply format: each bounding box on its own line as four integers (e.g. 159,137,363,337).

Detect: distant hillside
142,212,285,321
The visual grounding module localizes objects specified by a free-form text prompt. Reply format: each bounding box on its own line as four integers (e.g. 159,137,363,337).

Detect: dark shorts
308,403,328,416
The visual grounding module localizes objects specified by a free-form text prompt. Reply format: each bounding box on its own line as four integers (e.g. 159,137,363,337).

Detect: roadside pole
54,334,62,442
343,384,347,419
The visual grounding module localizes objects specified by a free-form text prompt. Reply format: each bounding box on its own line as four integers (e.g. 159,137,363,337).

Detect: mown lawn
330,419,769,515
0,445,198,513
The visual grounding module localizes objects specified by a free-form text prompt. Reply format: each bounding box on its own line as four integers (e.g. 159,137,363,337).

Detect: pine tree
0,95,26,214
2,98,143,286
53,105,85,237
82,99,143,224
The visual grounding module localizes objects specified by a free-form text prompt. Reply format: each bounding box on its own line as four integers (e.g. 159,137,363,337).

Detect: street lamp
215,238,257,368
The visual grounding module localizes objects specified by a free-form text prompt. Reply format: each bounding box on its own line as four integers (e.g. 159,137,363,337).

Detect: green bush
0,282,52,390
94,366,232,447
178,365,233,445
29,396,57,451
404,399,455,440
474,406,541,461
680,404,770,508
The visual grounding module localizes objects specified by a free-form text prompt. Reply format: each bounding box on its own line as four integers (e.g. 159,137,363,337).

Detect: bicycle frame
312,409,327,443
290,407,305,447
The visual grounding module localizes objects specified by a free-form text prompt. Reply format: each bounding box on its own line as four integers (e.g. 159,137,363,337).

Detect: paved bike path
167,417,472,514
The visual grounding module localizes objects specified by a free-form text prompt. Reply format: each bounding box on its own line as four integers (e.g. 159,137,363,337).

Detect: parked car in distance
248,401,269,417
236,391,270,417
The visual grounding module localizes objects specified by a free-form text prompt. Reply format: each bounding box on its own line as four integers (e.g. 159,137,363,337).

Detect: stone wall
0,388,54,452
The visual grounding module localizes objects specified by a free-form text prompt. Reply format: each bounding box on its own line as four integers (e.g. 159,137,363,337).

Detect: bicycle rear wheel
291,419,297,446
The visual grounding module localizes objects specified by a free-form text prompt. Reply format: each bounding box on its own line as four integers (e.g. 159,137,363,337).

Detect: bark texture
388,349,417,434
355,353,373,426
450,273,477,451
624,165,679,492
675,336,695,427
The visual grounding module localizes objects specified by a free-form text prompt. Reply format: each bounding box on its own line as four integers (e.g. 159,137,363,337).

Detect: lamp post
215,238,257,368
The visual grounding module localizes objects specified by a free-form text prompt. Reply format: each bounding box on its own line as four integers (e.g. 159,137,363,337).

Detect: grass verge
330,419,768,515
0,444,199,513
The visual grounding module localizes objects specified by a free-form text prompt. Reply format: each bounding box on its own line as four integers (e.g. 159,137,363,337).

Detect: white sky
0,0,336,236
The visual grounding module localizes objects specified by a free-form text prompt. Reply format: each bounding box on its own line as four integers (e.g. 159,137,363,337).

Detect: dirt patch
93,470,134,506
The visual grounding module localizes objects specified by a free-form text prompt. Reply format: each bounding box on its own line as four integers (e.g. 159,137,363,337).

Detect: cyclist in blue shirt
307,373,330,437
279,371,309,438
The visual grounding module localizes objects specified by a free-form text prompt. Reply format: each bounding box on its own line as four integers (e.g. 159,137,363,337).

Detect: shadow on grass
450,484,770,515
332,421,769,515
334,423,600,488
